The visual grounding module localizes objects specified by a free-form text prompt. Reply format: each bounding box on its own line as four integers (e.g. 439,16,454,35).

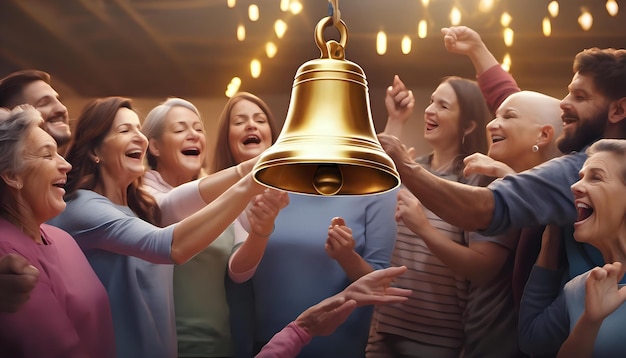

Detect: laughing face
96,107,148,188
19,126,72,223
487,95,543,166
571,151,626,247
423,82,462,151
558,73,609,153
22,80,71,147
149,106,205,183
228,99,272,164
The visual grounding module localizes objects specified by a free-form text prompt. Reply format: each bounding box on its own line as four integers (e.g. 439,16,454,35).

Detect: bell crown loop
316,16,347,60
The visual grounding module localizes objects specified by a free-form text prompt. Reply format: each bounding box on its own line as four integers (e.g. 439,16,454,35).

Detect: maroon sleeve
477,65,521,114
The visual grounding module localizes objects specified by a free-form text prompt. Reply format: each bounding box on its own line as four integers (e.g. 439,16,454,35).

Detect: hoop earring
532,144,539,153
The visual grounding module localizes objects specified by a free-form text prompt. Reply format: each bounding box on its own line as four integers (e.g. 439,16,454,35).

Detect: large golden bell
252,16,400,196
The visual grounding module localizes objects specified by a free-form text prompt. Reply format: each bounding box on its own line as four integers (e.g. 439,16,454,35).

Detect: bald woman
463,90,563,178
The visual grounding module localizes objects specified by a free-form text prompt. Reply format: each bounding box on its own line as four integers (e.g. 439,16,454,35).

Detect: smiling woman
0,105,115,358
519,139,626,357
47,96,288,358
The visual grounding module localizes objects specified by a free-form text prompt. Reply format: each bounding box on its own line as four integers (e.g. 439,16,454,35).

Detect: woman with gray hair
141,97,270,357
0,105,115,357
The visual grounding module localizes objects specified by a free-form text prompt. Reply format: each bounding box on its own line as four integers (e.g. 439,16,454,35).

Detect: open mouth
125,150,143,159
52,178,66,190
576,202,593,222
243,135,261,145
491,135,505,143
425,121,438,131
562,115,577,126
181,148,201,156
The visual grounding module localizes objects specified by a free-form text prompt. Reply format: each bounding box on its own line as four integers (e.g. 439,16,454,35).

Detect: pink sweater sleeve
477,64,521,114
255,322,312,358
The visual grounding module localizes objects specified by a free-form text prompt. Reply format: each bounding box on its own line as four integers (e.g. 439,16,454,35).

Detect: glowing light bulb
418,20,428,39
548,1,559,18
227,0,236,8
479,0,494,13
265,42,277,58
501,53,511,73
274,19,287,39
289,0,302,14
225,77,241,98
401,36,412,54
250,59,261,78
248,4,259,22
606,0,619,16
376,31,387,55
450,7,462,26
237,24,246,41
503,27,514,47
500,12,512,27
578,9,593,31
542,17,552,37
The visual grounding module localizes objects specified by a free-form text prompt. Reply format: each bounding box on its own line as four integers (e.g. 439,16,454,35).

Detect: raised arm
171,174,283,264
255,266,411,358
442,26,498,76
442,26,520,113
228,191,290,282
196,155,258,203
395,188,510,286
382,75,415,138
379,133,494,231
557,262,626,358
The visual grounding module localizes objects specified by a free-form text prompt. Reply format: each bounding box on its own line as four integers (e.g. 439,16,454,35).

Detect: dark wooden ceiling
1,0,625,99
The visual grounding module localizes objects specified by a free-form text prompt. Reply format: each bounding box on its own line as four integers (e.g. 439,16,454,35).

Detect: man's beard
557,109,607,153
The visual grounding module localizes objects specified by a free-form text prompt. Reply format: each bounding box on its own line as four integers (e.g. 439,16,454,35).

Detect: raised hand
584,262,626,323
463,152,515,178
246,189,289,238
325,217,356,261
395,188,431,237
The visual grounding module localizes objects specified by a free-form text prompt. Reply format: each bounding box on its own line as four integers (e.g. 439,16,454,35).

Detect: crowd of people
1,25,625,358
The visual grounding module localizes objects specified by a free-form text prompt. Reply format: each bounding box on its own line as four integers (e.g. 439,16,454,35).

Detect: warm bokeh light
376,31,387,55
274,19,287,39
421,0,430,7
289,0,302,15
503,27,514,47
280,0,290,12
542,17,552,37
578,9,593,31
250,59,261,78
478,0,494,13
265,42,277,58
418,20,428,39
248,4,259,21
227,0,236,9
501,53,511,72
225,77,241,98
606,0,619,16
548,1,559,17
450,7,462,26
401,36,412,54
236,24,246,41
500,12,512,27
